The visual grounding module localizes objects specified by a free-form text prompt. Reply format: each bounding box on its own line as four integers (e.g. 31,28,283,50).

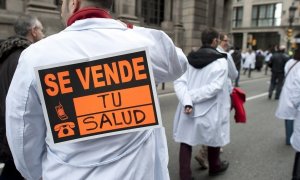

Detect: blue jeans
285,120,294,145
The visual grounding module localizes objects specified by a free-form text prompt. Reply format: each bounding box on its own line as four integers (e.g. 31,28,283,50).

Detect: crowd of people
0,0,299,180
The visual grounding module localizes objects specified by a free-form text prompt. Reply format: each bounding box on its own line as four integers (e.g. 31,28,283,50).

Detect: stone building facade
231,0,300,51
0,0,63,40
0,0,232,53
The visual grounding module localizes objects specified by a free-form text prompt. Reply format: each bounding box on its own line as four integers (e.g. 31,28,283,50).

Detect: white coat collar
217,46,225,53
64,18,128,32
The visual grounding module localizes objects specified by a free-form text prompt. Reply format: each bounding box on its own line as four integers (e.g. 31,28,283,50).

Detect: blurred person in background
242,49,256,78
0,15,44,180
255,49,264,72
267,45,289,100
264,47,273,75
230,47,242,87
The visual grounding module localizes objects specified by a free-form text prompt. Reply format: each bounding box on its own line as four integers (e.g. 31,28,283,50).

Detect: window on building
232,6,243,28
141,0,164,26
0,0,6,9
251,3,282,27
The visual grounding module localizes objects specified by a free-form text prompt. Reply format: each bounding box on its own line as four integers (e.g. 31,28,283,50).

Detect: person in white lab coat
217,32,238,89
275,37,300,179
194,32,238,170
5,0,187,180
242,49,256,78
173,28,230,179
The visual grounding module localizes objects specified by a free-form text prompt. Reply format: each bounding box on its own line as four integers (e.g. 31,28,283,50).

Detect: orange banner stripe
77,105,156,135
73,85,153,116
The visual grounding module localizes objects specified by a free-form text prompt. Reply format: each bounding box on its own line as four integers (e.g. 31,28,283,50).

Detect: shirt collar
64,18,128,32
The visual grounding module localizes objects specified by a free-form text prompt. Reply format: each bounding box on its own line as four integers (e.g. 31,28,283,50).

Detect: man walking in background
0,15,44,180
268,45,290,100
173,28,230,179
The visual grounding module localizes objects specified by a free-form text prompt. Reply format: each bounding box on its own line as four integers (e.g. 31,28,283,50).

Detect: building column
117,0,140,25
207,0,216,27
215,0,224,30
173,0,184,47
223,0,233,33
161,0,174,38
243,32,248,50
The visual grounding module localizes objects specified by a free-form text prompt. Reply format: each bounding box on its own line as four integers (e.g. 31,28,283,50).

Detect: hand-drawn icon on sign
55,102,68,120
54,122,75,138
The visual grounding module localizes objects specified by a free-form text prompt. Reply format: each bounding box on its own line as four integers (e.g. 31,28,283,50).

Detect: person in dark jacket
267,45,290,100
231,47,242,87
255,50,264,71
0,15,44,180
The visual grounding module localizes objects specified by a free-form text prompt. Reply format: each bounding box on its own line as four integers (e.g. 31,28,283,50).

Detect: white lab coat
242,52,256,69
276,59,300,151
173,58,230,147
217,46,238,93
6,18,187,180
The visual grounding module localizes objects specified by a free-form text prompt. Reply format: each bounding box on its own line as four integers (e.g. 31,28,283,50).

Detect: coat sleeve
227,53,238,80
155,33,187,83
174,71,193,107
143,29,187,83
6,50,46,180
290,68,300,111
188,59,228,104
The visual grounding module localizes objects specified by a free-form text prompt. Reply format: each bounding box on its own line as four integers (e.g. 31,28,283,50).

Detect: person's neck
67,7,112,26
25,34,34,43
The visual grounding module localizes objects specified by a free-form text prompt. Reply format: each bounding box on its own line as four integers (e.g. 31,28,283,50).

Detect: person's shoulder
214,57,228,67
26,32,65,52
133,26,168,40
201,58,228,74
217,56,228,62
18,34,59,63
134,26,164,33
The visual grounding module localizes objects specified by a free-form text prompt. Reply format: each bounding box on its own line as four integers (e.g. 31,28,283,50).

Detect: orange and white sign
35,48,161,144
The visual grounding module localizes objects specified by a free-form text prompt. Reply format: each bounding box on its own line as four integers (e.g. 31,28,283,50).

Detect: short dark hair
201,28,219,46
294,49,300,60
14,15,38,37
234,46,240,51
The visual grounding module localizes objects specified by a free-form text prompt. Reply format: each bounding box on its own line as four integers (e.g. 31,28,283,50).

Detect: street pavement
158,68,295,180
